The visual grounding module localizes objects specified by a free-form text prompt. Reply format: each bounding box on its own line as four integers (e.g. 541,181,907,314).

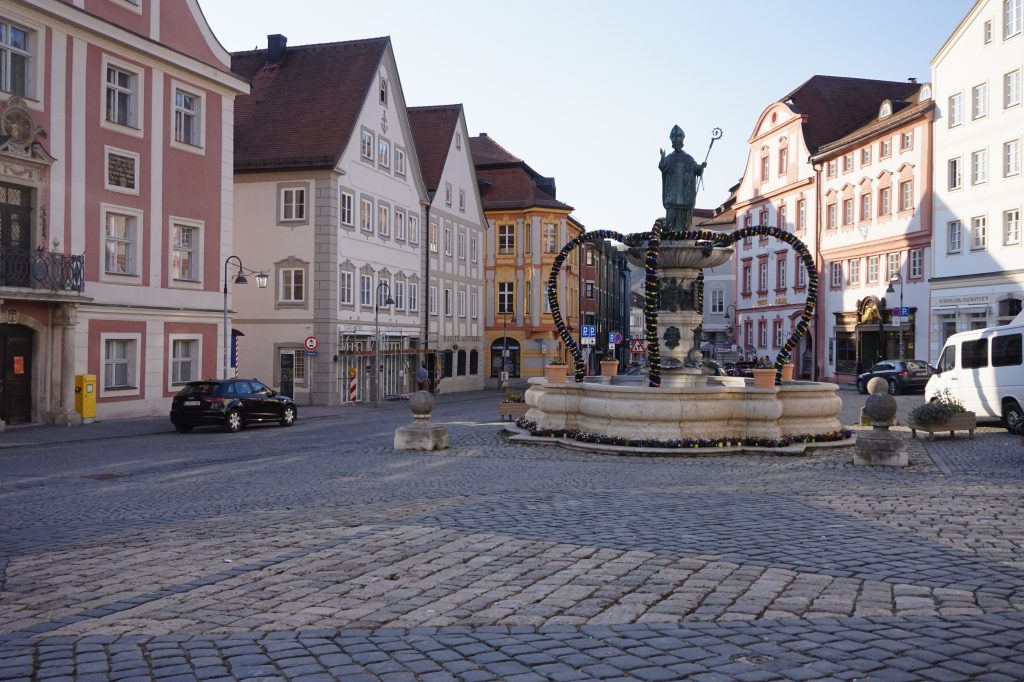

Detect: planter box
544,365,569,384
908,411,976,441
751,368,777,389
498,402,529,421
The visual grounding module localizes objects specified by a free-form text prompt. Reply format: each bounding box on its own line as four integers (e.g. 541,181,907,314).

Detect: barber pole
349,374,357,402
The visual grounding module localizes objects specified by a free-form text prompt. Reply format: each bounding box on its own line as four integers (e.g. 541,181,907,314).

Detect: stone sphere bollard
394,390,448,451
854,375,907,466
409,390,434,424
864,377,897,426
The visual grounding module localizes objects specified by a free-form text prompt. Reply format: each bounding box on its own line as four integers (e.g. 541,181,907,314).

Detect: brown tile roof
782,75,922,151
476,166,573,212
231,37,389,172
468,133,522,166
407,105,462,192
813,95,934,158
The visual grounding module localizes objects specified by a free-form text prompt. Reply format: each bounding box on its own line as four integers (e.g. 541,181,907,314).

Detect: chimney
908,77,917,83
268,34,287,65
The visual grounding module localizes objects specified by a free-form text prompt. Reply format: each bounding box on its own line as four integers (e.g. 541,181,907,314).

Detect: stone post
854,377,907,466
53,303,82,426
394,390,448,450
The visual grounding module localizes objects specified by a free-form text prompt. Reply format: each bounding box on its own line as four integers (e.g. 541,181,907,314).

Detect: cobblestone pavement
2,390,1024,680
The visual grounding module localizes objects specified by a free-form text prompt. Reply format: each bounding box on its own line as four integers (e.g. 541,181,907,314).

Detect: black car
170,379,297,433
856,360,933,395
732,361,758,378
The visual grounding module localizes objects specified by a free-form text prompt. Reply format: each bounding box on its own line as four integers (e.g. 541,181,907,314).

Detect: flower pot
600,360,619,377
544,365,568,384
780,363,794,381
752,368,777,389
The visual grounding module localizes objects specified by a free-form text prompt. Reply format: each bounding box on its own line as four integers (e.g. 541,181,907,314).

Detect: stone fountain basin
524,378,842,442
627,240,734,270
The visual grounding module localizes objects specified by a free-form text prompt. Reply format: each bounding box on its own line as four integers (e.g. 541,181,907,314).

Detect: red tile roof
813,95,934,158
407,105,462,192
476,166,573,212
468,133,522,165
231,37,389,172
782,75,922,151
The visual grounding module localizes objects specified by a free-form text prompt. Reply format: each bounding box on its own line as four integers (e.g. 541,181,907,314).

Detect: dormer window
919,84,932,100
879,100,893,119
379,77,387,106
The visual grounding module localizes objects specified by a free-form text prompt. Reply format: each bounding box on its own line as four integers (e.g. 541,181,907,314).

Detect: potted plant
780,362,795,381
544,359,569,385
908,388,976,440
751,367,777,389
498,390,529,420
600,358,620,377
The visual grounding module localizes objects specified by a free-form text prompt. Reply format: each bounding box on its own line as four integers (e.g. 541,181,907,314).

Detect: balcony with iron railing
0,246,86,293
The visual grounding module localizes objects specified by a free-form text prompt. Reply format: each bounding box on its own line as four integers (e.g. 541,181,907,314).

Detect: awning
931,306,957,314
958,303,989,312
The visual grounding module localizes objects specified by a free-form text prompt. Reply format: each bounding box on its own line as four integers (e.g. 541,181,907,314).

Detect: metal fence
0,247,85,291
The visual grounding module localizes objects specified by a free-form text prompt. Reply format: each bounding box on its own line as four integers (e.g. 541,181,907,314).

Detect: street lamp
723,304,737,347
223,256,268,380
374,280,395,408
886,273,905,361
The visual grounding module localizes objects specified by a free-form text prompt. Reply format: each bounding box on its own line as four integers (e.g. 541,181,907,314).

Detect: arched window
457,349,467,376
469,349,479,375
442,350,454,378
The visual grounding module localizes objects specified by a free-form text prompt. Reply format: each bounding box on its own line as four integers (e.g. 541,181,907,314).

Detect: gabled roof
407,105,462,192
813,93,934,159
475,166,574,212
782,75,922,151
231,37,389,171
469,133,522,166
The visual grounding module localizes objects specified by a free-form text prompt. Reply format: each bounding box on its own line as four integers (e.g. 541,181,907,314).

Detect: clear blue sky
200,0,972,234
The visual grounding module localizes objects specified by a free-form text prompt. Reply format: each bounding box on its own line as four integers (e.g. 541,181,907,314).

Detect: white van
927,315,1024,433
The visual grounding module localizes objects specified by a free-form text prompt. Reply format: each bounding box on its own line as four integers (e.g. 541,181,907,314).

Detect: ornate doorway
0,324,32,424
0,182,32,287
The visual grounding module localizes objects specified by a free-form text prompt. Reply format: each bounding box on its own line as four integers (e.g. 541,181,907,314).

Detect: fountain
514,125,848,453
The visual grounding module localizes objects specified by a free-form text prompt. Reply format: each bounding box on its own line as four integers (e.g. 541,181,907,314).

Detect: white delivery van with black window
927,313,1024,433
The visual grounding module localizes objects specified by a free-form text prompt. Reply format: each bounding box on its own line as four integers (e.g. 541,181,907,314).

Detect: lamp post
886,273,905,361
223,256,268,380
374,280,394,408
723,304,737,352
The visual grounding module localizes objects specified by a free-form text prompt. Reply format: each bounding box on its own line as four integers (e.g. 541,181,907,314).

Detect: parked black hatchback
856,360,933,395
170,379,297,433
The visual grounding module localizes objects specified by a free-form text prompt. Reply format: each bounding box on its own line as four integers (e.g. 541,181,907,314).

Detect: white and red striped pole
349,374,357,402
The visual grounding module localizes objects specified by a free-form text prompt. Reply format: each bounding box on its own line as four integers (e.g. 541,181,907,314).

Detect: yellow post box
75,374,97,419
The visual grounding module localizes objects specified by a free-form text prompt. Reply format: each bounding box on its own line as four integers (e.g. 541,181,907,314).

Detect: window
445,182,452,206
899,181,913,211
106,64,138,127
1007,209,1022,245
994,334,1022,367
742,262,752,294
880,139,891,158
843,198,853,226
544,224,557,253
340,191,354,227
378,204,390,236
867,255,879,283
1006,0,1022,38
470,234,478,262
843,154,853,173
429,221,438,252
470,291,479,318
171,339,197,385
361,198,372,232
905,249,922,279
409,216,419,245
797,199,806,231
173,87,201,147
827,202,837,229
378,138,390,169
831,262,842,288
292,353,307,384
105,212,136,275
443,225,452,255
171,223,197,281
1006,70,1022,108
395,210,406,240
498,224,514,254
760,154,769,182
1006,139,1021,176
759,208,770,231
339,270,353,305
826,160,837,177
711,289,724,313
498,282,514,314
281,187,305,221
795,255,805,286
948,157,962,189
778,147,788,175
377,278,392,307
879,187,891,216
585,281,595,298
394,280,405,310
972,215,988,250
104,339,133,389
361,130,374,161
456,132,462,150
395,148,406,176
776,257,787,290
861,147,872,166
778,204,787,231
458,189,465,212
0,19,30,96
887,253,900,280
360,274,372,307
986,18,995,42
457,232,466,259
835,332,857,374
773,320,784,348
962,338,989,369
758,261,768,292
860,193,871,221
849,258,861,285
759,321,768,348
971,149,988,185
279,268,304,303
409,282,419,312
379,77,387,105
948,220,962,253
972,83,988,119
948,93,963,126
457,289,466,317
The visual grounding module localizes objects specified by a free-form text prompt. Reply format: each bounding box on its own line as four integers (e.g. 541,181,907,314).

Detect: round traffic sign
304,336,319,352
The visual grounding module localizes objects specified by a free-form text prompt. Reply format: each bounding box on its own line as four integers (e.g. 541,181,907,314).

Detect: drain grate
80,473,128,481
731,653,775,665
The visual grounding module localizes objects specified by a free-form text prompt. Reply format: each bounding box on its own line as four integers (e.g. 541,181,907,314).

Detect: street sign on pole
609,331,623,345
304,335,319,352
629,339,647,354
581,325,596,346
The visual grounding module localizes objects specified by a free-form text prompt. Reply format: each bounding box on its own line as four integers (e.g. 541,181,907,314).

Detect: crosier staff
696,127,723,192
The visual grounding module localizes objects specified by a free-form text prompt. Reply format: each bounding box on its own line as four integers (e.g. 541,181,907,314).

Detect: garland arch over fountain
545,220,818,386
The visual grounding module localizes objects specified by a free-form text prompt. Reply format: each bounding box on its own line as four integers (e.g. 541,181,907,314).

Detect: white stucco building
930,0,1024,359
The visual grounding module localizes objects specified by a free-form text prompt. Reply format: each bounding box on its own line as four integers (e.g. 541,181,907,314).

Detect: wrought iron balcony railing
0,246,86,292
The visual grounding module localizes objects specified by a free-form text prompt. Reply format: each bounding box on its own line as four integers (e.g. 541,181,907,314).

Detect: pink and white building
0,0,246,424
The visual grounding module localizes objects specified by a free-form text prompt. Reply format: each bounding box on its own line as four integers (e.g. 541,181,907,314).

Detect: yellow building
470,134,582,378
